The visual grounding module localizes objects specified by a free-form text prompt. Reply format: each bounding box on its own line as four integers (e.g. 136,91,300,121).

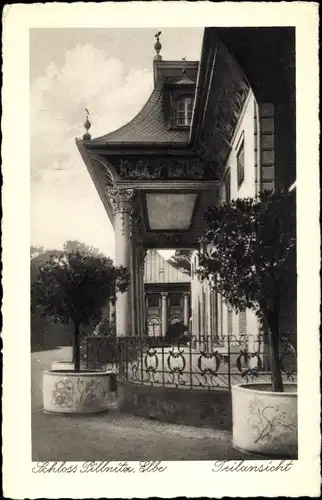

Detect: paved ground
31,347,262,461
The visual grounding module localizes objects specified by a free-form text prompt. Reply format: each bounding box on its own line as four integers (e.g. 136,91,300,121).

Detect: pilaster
161,292,168,337
183,292,190,328
138,248,147,335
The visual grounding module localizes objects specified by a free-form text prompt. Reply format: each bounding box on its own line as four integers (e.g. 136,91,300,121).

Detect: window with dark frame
237,138,245,188
147,294,160,308
176,96,193,127
170,293,182,307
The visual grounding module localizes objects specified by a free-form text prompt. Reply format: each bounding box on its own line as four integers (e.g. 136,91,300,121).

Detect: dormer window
176,96,193,127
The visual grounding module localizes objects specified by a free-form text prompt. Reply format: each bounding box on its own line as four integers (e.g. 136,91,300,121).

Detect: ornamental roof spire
83,108,91,140
182,56,188,76
154,31,162,61
175,56,195,86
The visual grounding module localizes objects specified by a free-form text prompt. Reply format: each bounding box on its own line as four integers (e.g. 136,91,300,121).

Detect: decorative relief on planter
247,396,296,445
52,377,107,410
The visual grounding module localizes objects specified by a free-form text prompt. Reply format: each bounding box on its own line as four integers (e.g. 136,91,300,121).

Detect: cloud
31,43,153,178
31,43,153,255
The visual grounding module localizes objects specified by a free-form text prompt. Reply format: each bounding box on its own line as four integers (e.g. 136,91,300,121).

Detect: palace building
144,249,190,337
77,27,296,342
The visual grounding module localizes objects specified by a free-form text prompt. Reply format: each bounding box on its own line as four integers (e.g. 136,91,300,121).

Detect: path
31,347,264,461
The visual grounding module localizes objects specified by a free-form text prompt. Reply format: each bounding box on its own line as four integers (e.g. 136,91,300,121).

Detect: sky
30,28,204,260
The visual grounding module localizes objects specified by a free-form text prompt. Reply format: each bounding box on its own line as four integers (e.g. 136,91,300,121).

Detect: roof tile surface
87,82,191,147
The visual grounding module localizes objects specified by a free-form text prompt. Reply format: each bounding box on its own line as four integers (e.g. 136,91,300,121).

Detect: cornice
115,180,219,190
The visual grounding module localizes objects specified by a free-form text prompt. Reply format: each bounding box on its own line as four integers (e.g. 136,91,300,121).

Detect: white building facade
191,90,276,343
144,250,191,337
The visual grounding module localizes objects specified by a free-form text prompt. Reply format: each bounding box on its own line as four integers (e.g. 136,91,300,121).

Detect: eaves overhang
75,137,115,226
190,30,251,176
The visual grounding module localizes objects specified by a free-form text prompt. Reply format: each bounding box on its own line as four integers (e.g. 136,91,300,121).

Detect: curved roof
85,81,190,148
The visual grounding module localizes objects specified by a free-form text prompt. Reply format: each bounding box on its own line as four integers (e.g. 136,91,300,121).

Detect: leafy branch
31,250,130,372
197,191,296,392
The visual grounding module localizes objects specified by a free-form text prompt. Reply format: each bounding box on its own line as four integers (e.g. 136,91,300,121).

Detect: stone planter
43,370,114,414
232,383,297,457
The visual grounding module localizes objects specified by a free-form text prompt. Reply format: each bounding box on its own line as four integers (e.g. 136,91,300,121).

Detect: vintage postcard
2,2,320,498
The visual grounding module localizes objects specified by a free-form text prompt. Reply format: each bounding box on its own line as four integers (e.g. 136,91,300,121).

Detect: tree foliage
32,251,128,326
31,250,130,371
93,311,116,337
31,240,107,285
63,240,103,257
168,249,193,275
30,245,44,257
198,191,296,391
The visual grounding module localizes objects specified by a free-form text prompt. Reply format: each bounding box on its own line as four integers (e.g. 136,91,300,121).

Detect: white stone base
232,383,297,457
42,370,113,414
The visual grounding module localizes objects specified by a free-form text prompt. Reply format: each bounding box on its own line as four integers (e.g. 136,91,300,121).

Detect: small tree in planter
197,191,296,392
31,250,130,372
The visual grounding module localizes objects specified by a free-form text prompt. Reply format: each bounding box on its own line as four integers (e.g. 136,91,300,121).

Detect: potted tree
198,190,297,456
31,250,129,414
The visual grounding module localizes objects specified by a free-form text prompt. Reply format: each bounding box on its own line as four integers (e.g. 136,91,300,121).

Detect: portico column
161,292,168,337
183,292,190,328
206,282,212,352
134,247,141,335
144,292,148,335
107,188,134,337
129,236,135,336
140,254,146,335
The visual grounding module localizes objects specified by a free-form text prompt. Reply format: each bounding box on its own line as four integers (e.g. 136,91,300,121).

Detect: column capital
107,188,134,214
161,292,168,298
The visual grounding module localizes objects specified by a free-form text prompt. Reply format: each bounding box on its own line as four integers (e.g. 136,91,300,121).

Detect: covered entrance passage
77,30,255,339
77,27,296,429
144,249,191,337
77,27,295,343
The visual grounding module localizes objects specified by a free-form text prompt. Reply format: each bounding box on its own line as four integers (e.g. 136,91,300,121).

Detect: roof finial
182,56,187,76
175,56,194,86
154,31,162,61
83,108,91,140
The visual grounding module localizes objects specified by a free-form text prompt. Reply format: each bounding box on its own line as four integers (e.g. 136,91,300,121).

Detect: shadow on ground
32,407,264,462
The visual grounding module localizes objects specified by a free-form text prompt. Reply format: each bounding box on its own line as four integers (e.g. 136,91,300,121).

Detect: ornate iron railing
83,333,297,391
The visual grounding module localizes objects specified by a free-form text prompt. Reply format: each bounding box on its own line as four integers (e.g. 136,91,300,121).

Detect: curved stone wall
117,380,232,430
